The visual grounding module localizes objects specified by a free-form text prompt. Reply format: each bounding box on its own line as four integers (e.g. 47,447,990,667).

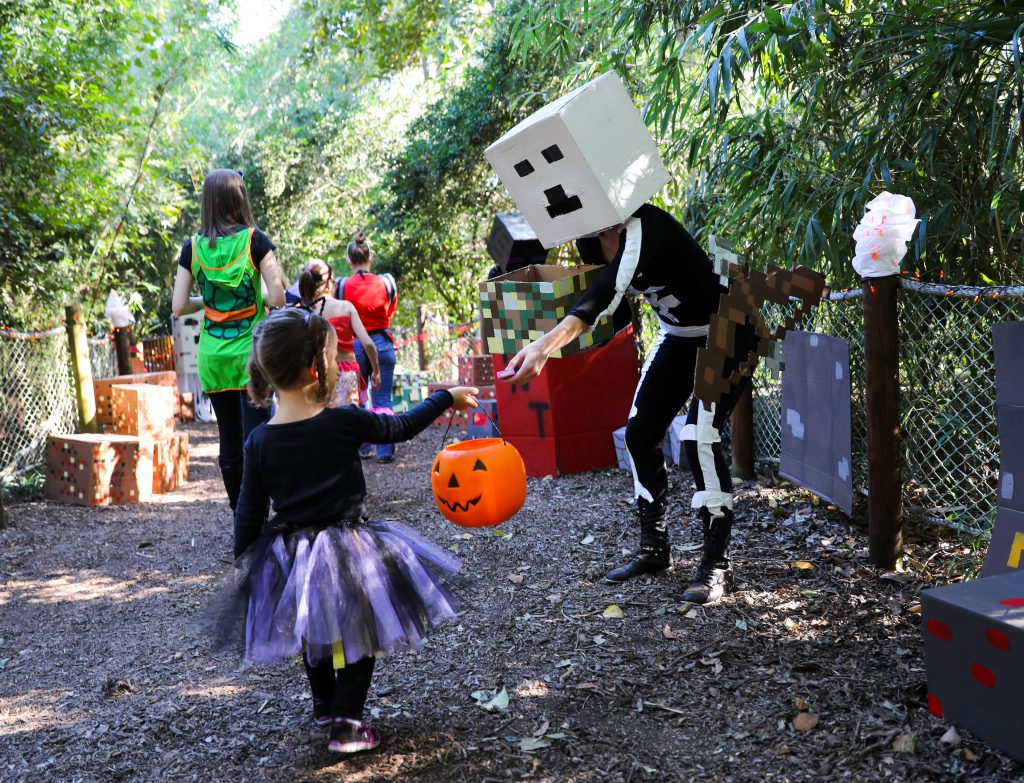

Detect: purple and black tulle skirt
206,520,460,667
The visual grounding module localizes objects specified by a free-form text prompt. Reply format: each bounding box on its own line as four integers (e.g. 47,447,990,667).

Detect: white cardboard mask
485,72,670,249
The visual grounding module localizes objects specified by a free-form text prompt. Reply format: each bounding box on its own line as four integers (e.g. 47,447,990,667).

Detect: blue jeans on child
355,332,396,460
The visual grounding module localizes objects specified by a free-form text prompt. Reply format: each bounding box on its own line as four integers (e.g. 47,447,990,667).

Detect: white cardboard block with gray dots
981,321,1024,577
778,330,853,515
484,72,670,249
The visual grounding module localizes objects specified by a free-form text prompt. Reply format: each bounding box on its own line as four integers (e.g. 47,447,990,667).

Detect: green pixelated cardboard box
478,264,615,357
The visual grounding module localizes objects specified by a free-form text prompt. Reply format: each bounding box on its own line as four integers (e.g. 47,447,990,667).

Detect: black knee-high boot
681,507,733,604
604,497,671,583
218,456,244,510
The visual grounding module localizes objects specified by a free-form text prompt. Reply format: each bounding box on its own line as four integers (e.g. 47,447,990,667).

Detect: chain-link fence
88,335,118,381
752,281,1023,533
0,328,78,480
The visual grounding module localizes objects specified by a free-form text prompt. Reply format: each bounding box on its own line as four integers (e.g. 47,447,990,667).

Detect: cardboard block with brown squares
45,434,153,506
152,432,190,494
479,264,615,357
93,371,176,428
111,383,175,439
458,354,494,386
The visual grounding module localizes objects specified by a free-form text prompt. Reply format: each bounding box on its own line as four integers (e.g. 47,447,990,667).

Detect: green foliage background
0,0,1020,333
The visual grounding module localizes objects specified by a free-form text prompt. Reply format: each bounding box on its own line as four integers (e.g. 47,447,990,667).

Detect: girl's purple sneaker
328,718,379,754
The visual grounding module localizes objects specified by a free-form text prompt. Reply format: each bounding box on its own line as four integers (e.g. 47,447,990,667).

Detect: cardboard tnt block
922,570,1024,762
425,385,497,429
479,264,616,358
112,383,175,438
467,399,499,440
458,354,495,386
612,426,630,471
45,434,153,506
152,432,189,493
93,371,176,427
492,326,639,477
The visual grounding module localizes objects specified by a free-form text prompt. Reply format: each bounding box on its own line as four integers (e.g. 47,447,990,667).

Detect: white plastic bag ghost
104,290,135,328
851,192,920,278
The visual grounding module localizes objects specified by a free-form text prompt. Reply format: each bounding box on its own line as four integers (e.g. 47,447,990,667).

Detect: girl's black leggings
303,656,376,720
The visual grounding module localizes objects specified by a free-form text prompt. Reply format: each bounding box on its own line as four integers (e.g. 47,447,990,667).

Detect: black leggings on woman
208,390,269,509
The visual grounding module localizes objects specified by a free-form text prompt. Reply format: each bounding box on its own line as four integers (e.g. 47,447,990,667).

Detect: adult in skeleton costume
505,203,757,604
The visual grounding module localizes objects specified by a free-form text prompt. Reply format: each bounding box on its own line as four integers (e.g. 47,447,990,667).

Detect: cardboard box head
485,72,670,249
479,264,616,357
486,212,549,273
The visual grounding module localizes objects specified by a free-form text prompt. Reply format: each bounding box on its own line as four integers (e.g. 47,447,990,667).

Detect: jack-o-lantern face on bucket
431,438,527,527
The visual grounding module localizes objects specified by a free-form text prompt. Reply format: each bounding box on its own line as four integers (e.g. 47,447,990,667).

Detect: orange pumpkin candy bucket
431,438,527,527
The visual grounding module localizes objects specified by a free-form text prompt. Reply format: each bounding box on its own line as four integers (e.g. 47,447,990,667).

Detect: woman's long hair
200,169,256,248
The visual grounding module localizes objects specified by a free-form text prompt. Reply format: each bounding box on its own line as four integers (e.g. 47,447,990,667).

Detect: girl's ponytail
247,324,275,409
298,263,325,306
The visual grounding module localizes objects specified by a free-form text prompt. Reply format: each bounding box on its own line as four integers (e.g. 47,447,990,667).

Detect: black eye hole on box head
514,145,564,178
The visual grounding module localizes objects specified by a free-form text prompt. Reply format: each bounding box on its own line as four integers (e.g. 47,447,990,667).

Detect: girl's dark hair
347,231,372,267
200,169,256,248
298,261,331,306
247,309,334,408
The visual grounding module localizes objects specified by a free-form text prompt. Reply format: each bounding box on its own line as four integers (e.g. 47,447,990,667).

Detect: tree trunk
65,304,98,434
114,327,132,376
731,383,755,479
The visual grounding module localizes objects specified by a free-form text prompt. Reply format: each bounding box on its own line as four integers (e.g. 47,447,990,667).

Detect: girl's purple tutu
205,519,460,666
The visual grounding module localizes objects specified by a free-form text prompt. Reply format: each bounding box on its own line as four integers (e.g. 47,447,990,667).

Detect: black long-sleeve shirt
569,203,724,335
233,391,454,556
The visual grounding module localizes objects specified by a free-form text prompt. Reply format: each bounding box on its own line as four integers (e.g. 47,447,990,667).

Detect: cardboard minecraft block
981,322,1024,577
492,326,639,477
458,354,495,387
479,264,616,357
427,384,497,429
111,383,175,439
44,434,153,506
778,331,853,515
467,399,500,440
485,71,670,249
152,432,189,494
612,426,630,471
486,212,550,274
662,416,686,467
176,391,195,423
172,314,201,376
93,371,177,428
921,569,1024,762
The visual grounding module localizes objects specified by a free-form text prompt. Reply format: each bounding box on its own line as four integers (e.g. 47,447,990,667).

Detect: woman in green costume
172,169,286,510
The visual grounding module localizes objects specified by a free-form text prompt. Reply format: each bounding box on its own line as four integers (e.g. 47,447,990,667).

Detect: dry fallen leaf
940,726,961,746
963,747,979,762
891,733,916,754
794,696,810,711
791,560,816,570
777,744,791,755
662,624,681,640
603,604,624,619
792,712,819,732
508,573,524,584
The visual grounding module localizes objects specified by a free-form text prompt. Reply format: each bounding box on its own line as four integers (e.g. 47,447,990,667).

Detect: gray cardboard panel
997,405,1024,514
779,332,853,514
981,506,1024,578
992,322,1024,408
922,570,1024,762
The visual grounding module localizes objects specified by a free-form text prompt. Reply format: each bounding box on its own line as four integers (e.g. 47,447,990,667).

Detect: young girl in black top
214,307,478,754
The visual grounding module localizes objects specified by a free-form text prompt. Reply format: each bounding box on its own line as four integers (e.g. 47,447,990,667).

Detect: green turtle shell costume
191,227,265,393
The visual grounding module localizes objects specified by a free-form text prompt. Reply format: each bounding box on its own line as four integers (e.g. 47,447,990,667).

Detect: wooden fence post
65,304,98,434
415,306,428,371
113,326,132,375
863,275,903,568
731,383,755,479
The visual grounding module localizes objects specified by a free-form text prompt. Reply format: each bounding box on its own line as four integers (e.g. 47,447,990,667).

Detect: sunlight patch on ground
0,689,79,733
0,573,170,606
514,679,549,698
